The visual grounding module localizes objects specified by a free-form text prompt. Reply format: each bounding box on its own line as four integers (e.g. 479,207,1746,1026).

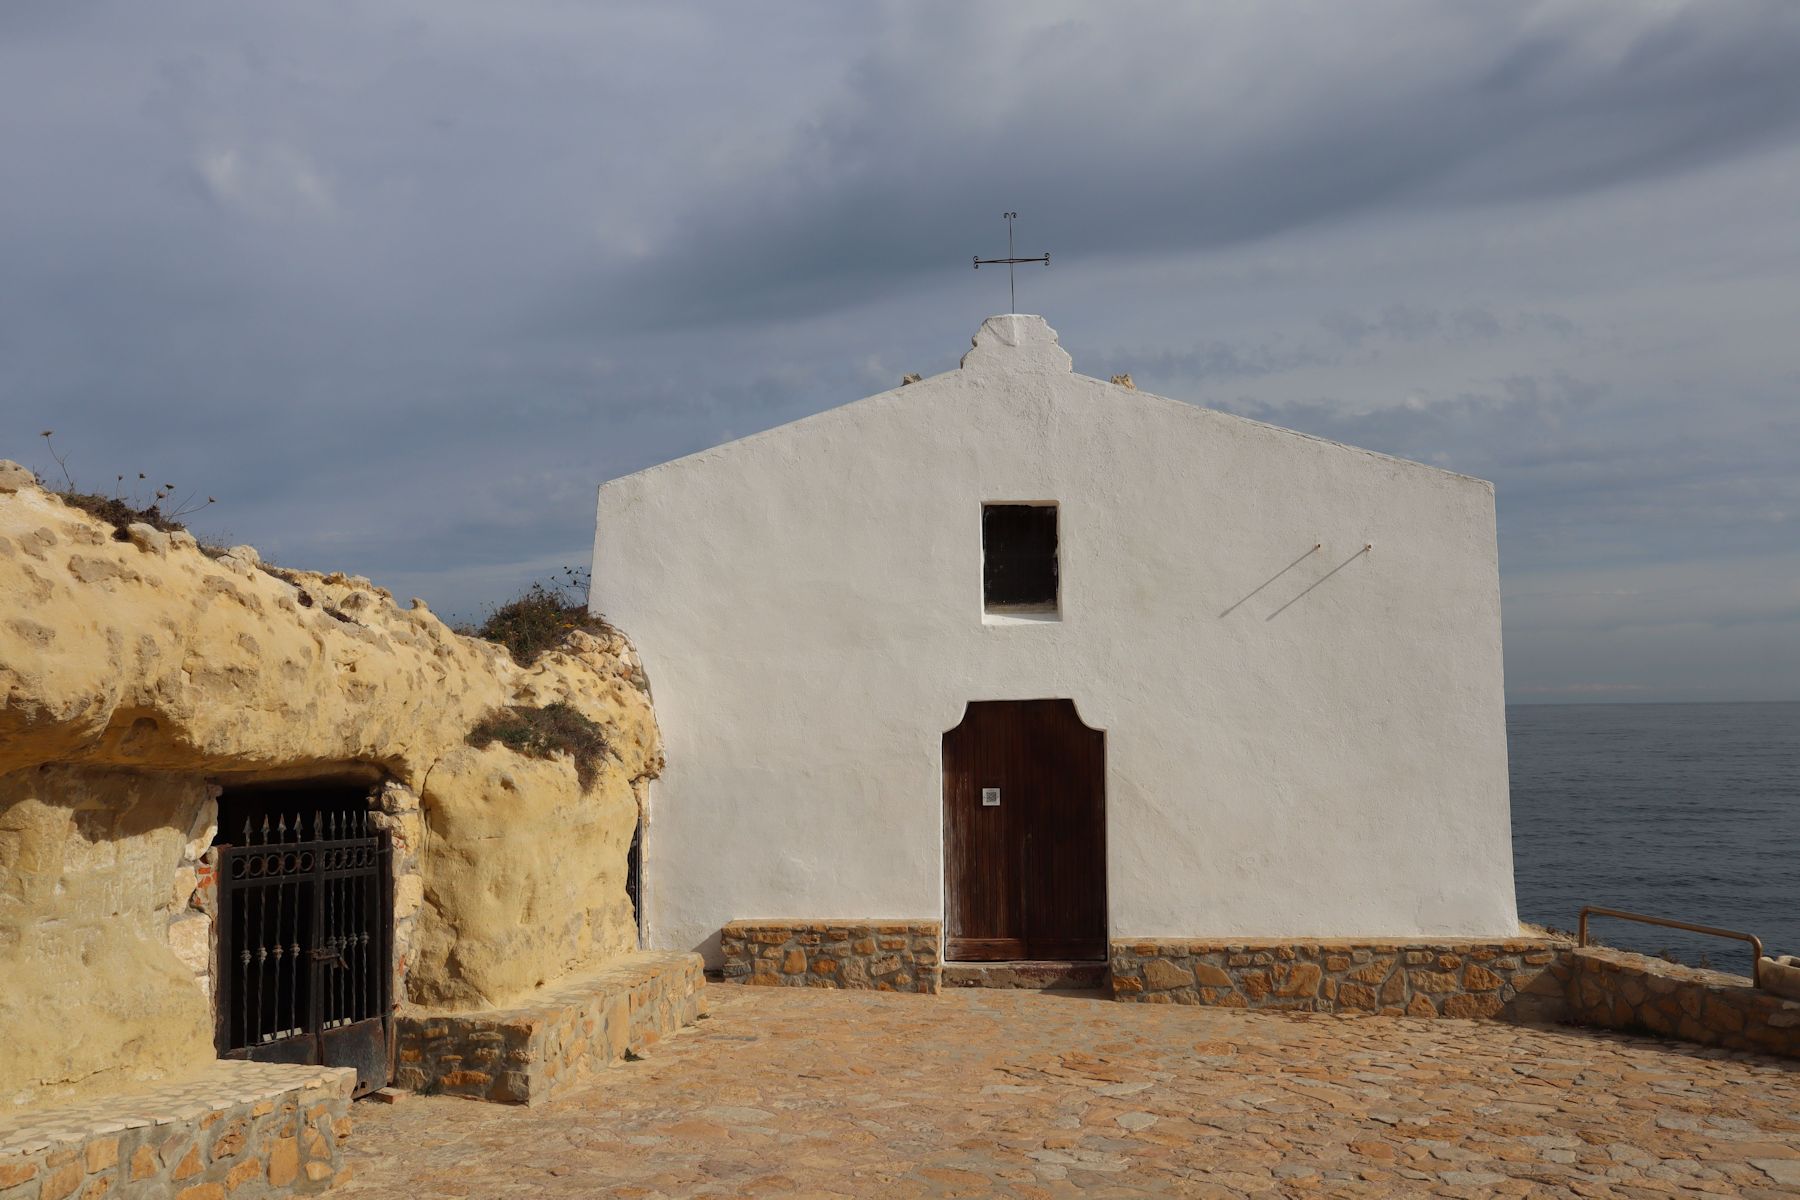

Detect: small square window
983,503,1058,618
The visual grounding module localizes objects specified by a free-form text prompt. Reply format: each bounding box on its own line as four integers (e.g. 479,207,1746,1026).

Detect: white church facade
592,315,1519,978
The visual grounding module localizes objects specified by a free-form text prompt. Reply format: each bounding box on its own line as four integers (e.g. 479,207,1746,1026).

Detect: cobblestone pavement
340,987,1800,1198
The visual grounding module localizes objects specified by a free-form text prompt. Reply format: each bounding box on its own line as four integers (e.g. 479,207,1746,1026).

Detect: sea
1508,701,1800,979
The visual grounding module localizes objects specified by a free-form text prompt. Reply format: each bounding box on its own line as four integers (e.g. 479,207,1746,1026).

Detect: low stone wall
1562,946,1800,1058
0,1061,353,1200
392,950,705,1105
1109,938,1569,1019
720,921,942,994
1764,954,1800,1002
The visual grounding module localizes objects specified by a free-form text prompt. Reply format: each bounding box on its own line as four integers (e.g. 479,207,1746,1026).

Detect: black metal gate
215,788,392,1094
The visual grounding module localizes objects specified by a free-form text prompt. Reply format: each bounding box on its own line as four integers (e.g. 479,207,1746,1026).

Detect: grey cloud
1089,338,1333,385
1211,374,1800,567
1089,304,1585,387
591,3,1800,327
1,1,1798,698
1317,305,1561,346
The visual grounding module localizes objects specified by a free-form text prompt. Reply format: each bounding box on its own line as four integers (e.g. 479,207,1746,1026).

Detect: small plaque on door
981,787,1001,807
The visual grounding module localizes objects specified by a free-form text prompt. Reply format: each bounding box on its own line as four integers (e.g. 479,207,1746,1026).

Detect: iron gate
215,792,392,1094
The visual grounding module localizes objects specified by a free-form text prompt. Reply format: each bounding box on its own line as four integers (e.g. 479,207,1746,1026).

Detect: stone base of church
720,920,942,993
0,1060,355,1200
1108,938,1571,1021
714,926,1575,1018
392,950,706,1105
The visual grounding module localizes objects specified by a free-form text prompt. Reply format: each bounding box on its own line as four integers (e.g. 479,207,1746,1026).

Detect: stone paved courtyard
340,987,1800,1198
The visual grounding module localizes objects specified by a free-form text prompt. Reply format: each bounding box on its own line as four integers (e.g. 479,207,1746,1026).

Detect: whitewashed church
592,315,1518,970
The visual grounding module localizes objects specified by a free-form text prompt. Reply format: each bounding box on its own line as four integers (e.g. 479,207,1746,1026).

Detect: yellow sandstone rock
0,473,660,1105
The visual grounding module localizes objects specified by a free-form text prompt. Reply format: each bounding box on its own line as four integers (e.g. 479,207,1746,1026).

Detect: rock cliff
0,464,659,1106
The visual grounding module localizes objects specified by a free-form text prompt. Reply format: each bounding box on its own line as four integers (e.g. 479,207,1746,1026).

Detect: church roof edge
597,315,1493,494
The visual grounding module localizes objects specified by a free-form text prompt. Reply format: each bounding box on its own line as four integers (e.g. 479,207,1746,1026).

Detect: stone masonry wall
393,951,705,1105
0,1062,353,1200
1110,939,1569,1020
1562,946,1800,1058
720,921,942,994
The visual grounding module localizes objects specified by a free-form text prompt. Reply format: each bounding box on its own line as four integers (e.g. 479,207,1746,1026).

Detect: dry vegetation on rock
35,431,217,540
466,701,610,790
468,566,615,666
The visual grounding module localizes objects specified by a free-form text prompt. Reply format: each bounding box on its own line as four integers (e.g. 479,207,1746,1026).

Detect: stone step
941,961,1110,990
393,950,706,1105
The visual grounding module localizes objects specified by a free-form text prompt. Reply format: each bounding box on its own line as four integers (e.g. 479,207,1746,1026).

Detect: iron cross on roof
973,211,1049,313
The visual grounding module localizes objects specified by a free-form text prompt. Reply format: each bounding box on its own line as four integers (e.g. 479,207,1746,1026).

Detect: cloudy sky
3,1,1798,703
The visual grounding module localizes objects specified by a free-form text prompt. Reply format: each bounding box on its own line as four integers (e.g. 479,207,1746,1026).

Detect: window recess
982,502,1059,620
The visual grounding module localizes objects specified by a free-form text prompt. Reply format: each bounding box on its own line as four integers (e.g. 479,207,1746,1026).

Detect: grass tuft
465,567,612,667
465,701,609,790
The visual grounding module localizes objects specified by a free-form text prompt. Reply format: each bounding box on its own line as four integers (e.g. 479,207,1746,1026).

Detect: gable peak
959,314,1073,375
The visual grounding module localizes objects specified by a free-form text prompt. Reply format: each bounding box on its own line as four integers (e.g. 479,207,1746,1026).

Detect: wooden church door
942,699,1106,961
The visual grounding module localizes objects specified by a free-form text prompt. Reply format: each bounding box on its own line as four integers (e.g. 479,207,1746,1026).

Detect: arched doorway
942,699,1106,961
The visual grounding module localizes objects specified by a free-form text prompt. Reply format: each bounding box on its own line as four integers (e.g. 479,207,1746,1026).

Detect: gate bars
217,806,391,1055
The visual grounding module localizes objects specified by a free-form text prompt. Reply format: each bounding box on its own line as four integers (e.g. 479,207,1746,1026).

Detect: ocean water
1508,701,1800,978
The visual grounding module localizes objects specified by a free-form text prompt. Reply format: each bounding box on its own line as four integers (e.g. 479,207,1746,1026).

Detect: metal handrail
1578,905,1765,988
